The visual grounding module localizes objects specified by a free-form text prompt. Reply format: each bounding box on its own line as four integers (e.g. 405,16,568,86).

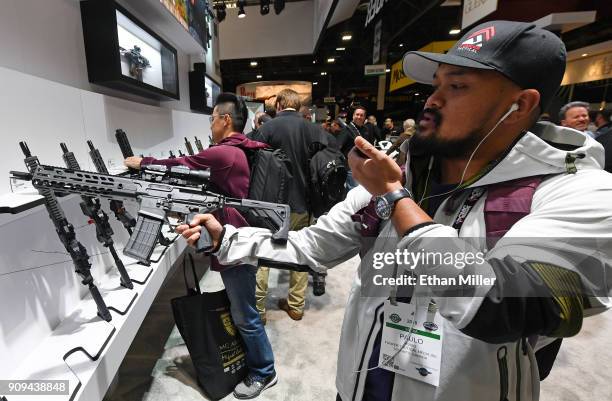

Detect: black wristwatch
374,187,413,220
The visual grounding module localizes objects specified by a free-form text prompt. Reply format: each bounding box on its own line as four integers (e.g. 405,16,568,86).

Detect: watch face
375,196,392,220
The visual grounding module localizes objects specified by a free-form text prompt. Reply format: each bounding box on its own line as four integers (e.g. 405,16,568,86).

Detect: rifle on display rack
14,142,112,321
194,136,204,152
178,149,184,157
11,153,291,265
116,129,134,158
60,143,134,289
87,140,137,236
168,150,176,159
184,137,195,155
115,128,144,176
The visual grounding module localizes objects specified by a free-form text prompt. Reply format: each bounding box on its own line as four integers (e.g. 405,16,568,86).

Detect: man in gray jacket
178,21,612,401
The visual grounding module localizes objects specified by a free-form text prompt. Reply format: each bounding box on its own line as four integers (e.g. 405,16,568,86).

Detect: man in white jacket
178,21,612,401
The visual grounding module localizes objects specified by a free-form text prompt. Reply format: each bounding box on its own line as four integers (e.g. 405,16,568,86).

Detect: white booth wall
0,0,212,380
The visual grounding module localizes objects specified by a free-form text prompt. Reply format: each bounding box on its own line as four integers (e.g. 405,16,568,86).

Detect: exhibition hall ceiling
220,0,611,105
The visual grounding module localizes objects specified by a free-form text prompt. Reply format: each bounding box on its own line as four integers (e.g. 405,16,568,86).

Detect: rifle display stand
0,196,187,401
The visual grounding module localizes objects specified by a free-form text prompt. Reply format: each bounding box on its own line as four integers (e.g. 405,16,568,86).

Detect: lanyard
451,187,487,231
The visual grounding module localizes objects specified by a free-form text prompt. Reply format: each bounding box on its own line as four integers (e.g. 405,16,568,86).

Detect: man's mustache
417,108,443,126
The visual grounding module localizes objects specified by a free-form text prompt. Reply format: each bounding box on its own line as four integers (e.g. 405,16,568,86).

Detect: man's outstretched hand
349,136,403,196
176,214,224,250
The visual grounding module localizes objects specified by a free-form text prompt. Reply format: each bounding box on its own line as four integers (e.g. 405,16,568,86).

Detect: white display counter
0,193,186,401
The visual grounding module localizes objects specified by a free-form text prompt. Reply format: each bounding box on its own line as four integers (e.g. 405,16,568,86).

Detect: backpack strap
484,175,545,248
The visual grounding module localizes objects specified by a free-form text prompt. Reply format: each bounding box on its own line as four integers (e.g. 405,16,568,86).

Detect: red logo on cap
458,26,496,52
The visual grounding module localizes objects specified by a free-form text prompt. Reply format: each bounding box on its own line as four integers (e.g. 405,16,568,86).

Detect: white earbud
500,102,519,122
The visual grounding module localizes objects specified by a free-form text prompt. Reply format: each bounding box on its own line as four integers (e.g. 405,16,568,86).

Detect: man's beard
410,108,484,158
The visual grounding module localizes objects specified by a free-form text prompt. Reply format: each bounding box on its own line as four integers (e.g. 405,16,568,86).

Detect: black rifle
168,150,176,159
194,136,204,152
12,162,291,265
17,142,112,321
87,140,137,236
61,143,133,289
185,137,195,155
115,128,142,176
178,149,185,157
115,129,133,158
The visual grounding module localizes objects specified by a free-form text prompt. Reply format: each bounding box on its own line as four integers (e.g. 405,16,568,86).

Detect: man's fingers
354,137,386,161
186,232,201,247
179,225,202,240
175,224,190,234
190,213,213,227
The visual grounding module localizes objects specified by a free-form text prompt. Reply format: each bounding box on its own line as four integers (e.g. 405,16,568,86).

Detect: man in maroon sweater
125,93,277,399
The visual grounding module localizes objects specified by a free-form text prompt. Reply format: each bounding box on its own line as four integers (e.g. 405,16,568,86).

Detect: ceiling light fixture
582,53,588,57
399,43,404,47
449,28,461,35
342,34,352,41
385,69,390,73
327,58,335,63
336,47,345,51
250,61,258,67
321,72,327,76
274,0,285,15
260,0,270,15
313,82,318,85
257,75,263,79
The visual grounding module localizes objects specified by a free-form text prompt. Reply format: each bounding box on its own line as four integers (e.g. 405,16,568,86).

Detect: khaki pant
256,212,310,315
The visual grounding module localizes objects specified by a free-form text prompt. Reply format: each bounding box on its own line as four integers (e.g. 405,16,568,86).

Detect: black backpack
246,148,293,204
309,146,348,217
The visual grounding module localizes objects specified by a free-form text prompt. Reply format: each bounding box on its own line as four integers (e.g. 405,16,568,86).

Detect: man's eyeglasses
209,114,229,124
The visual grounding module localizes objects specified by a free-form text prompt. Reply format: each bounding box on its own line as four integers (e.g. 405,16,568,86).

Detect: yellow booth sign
390,41,456,92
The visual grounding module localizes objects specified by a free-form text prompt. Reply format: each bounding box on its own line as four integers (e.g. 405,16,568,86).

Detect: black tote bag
171,253,248,400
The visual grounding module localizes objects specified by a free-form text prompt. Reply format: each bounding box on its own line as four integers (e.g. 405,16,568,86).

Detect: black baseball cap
402,20,566,110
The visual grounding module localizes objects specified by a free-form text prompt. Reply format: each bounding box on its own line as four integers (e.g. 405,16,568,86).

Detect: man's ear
504,89,540,125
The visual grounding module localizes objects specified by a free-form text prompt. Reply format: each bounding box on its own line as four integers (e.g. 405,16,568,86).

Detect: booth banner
562,51,612,86
390,41,456,92
237,81,312,109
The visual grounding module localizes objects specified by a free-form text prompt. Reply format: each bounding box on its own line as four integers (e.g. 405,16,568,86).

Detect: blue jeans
220,265,275,379
345,170,358,191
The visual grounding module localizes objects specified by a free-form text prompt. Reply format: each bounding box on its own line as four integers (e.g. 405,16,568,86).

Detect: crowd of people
124,19,611,401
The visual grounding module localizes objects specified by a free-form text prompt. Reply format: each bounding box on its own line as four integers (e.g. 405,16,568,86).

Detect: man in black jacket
336,106,373,189
595,110,612,173
253,88,327,321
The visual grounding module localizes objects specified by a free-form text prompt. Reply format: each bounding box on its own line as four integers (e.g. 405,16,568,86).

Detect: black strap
182,252,200,294
451,187,487,231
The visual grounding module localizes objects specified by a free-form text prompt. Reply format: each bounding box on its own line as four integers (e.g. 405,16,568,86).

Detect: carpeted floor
106,252,612,401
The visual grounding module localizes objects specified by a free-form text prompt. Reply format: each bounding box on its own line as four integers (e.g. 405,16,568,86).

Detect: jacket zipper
351,303,385,401
497,346,509,401
515,339,526,401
